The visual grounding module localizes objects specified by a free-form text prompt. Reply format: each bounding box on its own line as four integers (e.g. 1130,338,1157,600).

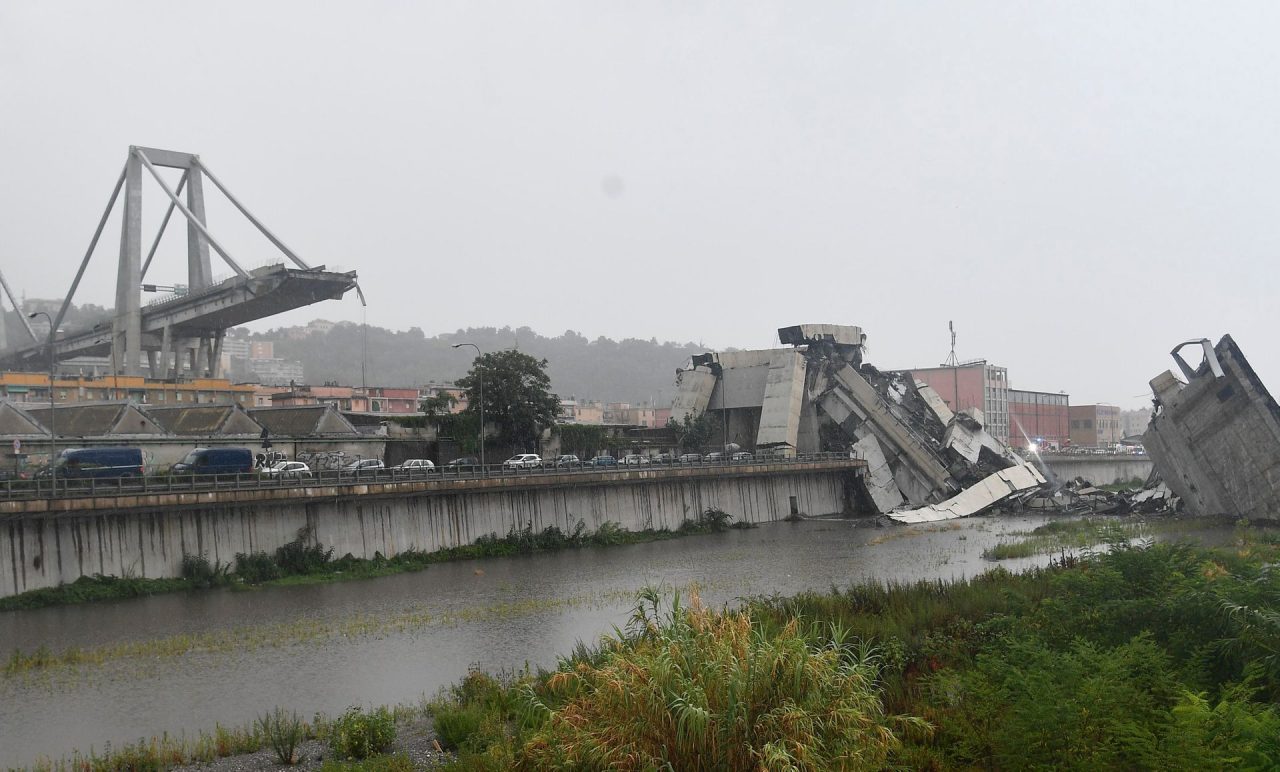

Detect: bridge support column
186,167,213,290
114,152,144,376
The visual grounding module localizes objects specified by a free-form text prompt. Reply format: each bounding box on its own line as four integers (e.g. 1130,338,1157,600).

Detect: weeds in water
27,722,267,771
0,574,189,612
982,517,1150,560
258,707,307,764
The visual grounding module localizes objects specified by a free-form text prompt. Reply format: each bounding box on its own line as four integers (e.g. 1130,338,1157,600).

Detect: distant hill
2,303,713,403
265,323,709,404
2,302,111,349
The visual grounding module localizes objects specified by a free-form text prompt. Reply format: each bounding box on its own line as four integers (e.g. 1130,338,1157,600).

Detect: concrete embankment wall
1041,455,1154,485
1,465,856,599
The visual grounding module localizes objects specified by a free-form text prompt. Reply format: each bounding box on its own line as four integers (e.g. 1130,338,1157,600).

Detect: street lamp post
28,312,57,493
452,343,485,473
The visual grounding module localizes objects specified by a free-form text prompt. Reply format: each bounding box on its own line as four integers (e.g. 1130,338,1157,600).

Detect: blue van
171,447,255,476
54,447,146,479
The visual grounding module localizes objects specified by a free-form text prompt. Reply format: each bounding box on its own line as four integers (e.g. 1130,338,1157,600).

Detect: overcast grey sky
2,1,1277,408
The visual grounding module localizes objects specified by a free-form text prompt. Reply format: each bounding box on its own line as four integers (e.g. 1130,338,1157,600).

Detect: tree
669,411,720,451
457,350,560,450
419,392,456,416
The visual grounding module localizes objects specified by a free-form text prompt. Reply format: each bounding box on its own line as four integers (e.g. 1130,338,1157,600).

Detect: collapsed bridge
670,323,1045,521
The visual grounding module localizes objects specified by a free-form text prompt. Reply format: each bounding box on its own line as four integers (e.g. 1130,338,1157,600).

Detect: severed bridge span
0,146,359,378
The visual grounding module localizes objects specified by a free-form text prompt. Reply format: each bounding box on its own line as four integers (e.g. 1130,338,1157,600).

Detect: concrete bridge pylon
2,147,356,379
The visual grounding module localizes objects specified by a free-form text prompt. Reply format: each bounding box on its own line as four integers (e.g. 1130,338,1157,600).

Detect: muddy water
0,514,1212,766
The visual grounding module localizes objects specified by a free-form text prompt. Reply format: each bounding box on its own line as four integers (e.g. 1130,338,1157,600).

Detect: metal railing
0,452,860,503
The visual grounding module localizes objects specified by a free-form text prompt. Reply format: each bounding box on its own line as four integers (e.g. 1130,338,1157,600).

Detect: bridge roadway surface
0,454,867,515
0,264,356,369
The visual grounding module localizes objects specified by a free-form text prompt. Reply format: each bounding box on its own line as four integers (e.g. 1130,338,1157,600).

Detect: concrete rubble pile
1015,476,1178,518
671,323,1047,523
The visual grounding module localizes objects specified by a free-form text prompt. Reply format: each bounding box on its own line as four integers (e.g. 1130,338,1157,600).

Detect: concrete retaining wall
1,467,854,599
1042,455,1154,485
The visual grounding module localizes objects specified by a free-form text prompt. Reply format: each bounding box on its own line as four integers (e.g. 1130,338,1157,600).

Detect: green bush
430,670,514,752
275,537,334,575
591,520,628,545
181,554,231,589
433,703,486,750
700,506,734,531
328,706,396,760
258,707,307,765
514,590,918,769
234,551,280,584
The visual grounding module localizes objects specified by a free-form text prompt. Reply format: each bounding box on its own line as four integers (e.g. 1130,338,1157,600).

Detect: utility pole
452,343,485,472
29,312,57,493
944,321,959,412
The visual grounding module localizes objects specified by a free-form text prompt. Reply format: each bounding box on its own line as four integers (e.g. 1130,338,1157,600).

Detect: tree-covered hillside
268,323,709,404
2,302,715,403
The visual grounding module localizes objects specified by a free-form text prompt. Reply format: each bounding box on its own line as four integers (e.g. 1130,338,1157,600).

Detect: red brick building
1008,389,1070,450
908,361,1010,444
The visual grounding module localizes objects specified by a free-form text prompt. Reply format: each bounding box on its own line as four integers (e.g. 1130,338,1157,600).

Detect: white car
394,459,435,472
263,461,312,479
342,458,385,472
503,454,543,469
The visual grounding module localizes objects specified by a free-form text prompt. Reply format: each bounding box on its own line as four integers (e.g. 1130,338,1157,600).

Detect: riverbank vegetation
19,704,427,772
421,529,1280,769
12,523,1280,769
0,509,750,612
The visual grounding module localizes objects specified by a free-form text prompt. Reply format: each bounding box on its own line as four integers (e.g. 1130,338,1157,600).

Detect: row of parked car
14,446,408,481
498,451,758,469
10,446,770,484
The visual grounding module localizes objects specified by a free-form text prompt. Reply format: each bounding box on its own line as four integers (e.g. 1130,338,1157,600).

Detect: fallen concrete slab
888,461,1047,524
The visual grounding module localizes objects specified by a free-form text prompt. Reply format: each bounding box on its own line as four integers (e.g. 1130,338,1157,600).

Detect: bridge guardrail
0,452,861,503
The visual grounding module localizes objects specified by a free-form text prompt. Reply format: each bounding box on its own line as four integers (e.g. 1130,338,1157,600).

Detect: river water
0,513,1212,766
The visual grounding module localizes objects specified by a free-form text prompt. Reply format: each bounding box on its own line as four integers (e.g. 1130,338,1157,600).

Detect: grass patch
982,517,1149,560
0,574,191,612
22,707,429,771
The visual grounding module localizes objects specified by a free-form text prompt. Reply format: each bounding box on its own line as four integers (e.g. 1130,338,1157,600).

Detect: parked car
654,453,675,464
621,454,650,465
442,457,481,472
342,458,385,473
703,452,725,463
263,461,312,479
503,454,543,469
591,454,618,467
553,454,582,468
172,447,255,477
393,459,435,472
730,451,754,463
678,453,703,464
45,447,146,479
